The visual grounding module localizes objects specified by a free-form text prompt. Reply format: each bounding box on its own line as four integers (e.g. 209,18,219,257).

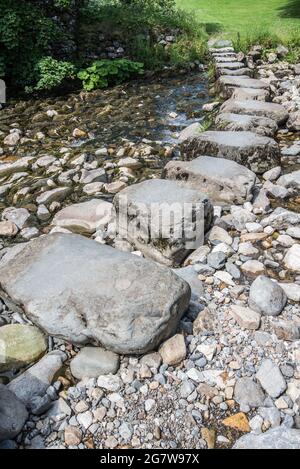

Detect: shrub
78,59,144,91
33,57,76,91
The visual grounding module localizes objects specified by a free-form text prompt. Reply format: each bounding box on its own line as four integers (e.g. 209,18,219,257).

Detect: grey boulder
180,130,280,174
249,275,287,316
233,427,300,449
0,384,28,441
164,156,257,206
114,179,213,266
0,233,190,355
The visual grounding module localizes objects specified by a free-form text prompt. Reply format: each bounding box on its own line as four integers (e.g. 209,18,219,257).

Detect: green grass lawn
176,0,300,42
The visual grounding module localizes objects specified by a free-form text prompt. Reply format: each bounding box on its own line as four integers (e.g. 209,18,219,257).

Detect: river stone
178,122,203,143
240,427,300,449
52,199,114,235
8,351,66,406
234,377,265,408
261,207,300,230
164,156,257,205
0,325,47,372
215,113,277,137
249,275,287,316
0,384,28,441
284,244,300,273
114,179,213,266
0,233,190,354
180,131,280,174
277,170,300,190
70,347,120,379
287,111,300,131
0,157,35,178
2,207,31,230
36,187,71,205
220,100,289,125
256,359,287,398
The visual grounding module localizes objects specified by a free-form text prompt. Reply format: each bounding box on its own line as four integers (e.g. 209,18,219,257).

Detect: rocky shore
0,39,300,450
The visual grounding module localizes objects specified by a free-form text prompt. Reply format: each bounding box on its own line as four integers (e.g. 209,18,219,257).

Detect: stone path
0,38,300,450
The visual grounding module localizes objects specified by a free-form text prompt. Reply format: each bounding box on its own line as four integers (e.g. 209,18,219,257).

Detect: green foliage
78,59,144,91
33,57,76,91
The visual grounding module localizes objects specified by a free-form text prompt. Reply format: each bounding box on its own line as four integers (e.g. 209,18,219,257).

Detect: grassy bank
176,0,300,47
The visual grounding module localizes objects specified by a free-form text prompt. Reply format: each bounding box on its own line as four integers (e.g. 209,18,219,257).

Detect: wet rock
233,427,300,449
0,234,190,354
256,359,287,398
0,325,47,372
0,384,28,441
164,156,257,205
70,347,120,379
114,179,213,266
180,130,280,174
52,199,114,235
8,351,66,406
249,276,287,316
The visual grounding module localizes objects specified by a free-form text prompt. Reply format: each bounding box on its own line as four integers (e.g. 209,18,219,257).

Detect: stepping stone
212,52,237,58
0,233,191,355
180,130,280,174
215,113,278,137
209,47,235,54
114,179,214,266
52,199,114,235
164,156,257,206
217,68,253,77
214,56,238,63
230,87,270,101
216,76,268,98
220,100,289,125
218,75,268,89
215,62,245,70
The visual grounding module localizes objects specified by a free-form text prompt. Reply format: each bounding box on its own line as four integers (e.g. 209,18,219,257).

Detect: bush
33,57,76,91
78,59,144,91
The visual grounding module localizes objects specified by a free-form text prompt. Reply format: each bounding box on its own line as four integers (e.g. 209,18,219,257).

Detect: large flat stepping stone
217,68,253,77
231,87,270,101
221,100,289,125
215,113,278,137
114,179,214,266
217,76,268,98
0,233,191,355
180,130,280,174
164,156,257,206
215,62,245,70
